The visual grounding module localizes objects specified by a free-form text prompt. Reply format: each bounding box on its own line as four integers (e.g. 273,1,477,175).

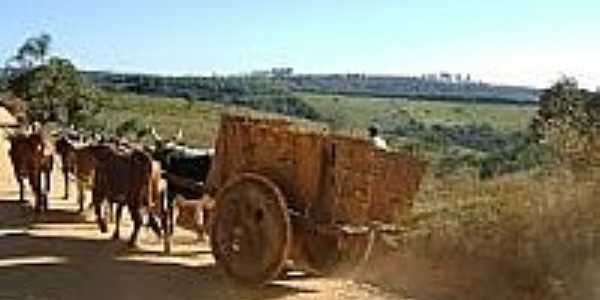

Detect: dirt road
0,108,404,300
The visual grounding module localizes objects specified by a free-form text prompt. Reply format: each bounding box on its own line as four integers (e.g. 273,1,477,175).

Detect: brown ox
90,144,162,247
55,136,76,200
7,131,53,212
55,136,101,212
74,146,101,212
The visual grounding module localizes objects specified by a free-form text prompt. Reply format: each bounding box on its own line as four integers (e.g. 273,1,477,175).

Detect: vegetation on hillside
93,93,223,147
286,74,539,102
531,77,600,170
3,33,102,127
77,66,545,179
85,70,539,103
300,93,550,178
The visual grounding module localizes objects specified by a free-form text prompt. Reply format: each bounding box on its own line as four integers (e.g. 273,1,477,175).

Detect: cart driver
368,124,388,150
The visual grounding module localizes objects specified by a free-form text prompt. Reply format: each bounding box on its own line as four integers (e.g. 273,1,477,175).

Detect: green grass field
94,92,537,151
300,92,537,132
95,93,226,147
95,93,321,147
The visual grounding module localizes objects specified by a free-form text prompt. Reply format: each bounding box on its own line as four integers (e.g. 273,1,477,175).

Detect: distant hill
285,74,539,103
81,71,540,104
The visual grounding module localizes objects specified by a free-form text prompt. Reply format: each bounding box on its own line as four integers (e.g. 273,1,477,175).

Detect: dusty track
0,108,403,300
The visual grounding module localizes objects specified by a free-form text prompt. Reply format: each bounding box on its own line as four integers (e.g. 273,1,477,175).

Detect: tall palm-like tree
9,33,52,71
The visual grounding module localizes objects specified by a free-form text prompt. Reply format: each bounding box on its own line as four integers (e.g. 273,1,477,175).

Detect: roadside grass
361,166,600,300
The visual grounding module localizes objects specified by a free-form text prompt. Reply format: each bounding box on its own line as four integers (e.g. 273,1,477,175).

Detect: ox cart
200,114,427,285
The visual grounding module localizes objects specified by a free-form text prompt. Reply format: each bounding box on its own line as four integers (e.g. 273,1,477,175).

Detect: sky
1,0,599,89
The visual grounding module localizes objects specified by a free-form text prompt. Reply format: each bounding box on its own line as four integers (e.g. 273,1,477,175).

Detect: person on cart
368,124,388,150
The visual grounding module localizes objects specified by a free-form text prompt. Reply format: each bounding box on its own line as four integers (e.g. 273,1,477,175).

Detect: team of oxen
6,127,214,249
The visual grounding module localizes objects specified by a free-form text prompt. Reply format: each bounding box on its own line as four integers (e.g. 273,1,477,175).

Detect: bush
478,139,557,178
387,118,554,178
532,78,600,171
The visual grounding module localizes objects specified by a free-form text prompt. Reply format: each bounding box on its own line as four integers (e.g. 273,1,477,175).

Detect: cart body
206,114,427,284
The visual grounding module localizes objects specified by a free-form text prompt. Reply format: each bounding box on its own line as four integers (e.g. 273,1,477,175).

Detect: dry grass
358,166,600,300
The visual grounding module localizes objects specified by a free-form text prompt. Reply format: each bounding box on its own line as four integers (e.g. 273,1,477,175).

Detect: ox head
55,136,72,155
131,149,154,174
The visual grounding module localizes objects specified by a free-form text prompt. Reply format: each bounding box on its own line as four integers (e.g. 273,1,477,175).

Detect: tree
0,74,7,92
532,77,600,169
5,33,52,77
536,77,584,123
5,34,102,126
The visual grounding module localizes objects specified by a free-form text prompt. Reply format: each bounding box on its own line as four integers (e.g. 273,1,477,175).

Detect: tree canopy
532,78,600,168
4,33,102,127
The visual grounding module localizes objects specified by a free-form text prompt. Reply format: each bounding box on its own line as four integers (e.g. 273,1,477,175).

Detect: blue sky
1,0,599,88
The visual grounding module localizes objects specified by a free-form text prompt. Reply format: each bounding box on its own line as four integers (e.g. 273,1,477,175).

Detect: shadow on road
0,201,316,300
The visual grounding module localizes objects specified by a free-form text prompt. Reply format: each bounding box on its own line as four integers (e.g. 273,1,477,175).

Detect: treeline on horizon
83,70,540,105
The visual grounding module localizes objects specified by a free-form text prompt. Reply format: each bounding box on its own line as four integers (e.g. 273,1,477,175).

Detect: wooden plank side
247,124,296,203
208,114,295,192
292,133,327,214
330,136,427,224
331,137,374,224
370,150,427,222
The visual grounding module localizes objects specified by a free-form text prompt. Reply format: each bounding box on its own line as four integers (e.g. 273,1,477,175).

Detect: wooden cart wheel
302,230,341,275
211,173,291,285
302,228,375,275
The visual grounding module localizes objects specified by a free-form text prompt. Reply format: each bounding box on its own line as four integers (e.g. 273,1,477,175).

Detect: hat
368,124,380,136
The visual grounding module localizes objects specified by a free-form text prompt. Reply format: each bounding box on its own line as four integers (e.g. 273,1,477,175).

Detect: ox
90,144,163,247
73,145,100,212
55,136,101,213
7,131,53,212
55,135,77,200
153,139,215,241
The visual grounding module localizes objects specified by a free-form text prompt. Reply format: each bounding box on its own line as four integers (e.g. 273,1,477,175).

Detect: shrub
388,118,554,178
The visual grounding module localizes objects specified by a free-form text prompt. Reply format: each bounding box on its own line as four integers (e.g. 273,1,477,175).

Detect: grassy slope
96,93,232,147
96,93,323,147
97,92,536,148
300,92,537,132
